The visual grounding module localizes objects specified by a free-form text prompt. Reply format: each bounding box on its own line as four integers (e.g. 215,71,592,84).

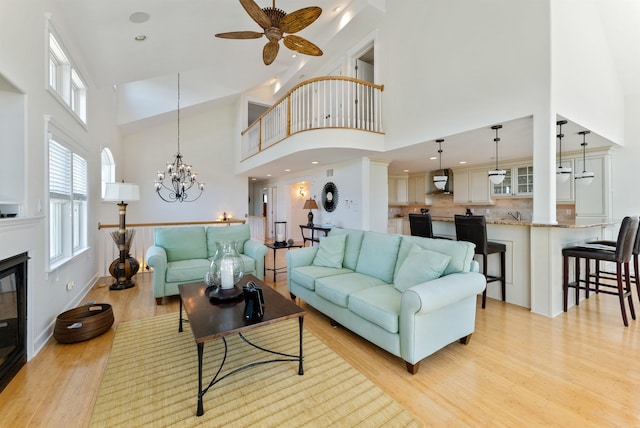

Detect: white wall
116,97,249,224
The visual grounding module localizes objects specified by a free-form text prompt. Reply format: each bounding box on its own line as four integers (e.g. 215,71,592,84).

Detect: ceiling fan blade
283,35,323,56
263,40,280,65
215,31,264,39
239,0,272,29
280,7,322,34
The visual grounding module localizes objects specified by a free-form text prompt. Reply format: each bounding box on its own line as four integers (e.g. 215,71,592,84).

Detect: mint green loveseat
286,228,486,374
146,224,267,304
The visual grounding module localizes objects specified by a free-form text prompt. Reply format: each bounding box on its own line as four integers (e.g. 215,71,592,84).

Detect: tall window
48,27,87,124
101,148,115,198
49,136,88,267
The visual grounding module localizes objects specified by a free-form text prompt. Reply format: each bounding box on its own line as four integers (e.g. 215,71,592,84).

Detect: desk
265,242,302,282
299,224,331,246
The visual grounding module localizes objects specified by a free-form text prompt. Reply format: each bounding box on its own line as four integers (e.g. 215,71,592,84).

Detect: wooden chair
454,215,506,308
561,216,639,326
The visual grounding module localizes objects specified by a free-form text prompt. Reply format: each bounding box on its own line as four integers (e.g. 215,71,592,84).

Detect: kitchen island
426,216,620,317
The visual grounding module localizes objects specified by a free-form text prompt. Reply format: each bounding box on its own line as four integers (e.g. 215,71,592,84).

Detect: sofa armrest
401,272,486,314
243,239,268,280
146,245,168,298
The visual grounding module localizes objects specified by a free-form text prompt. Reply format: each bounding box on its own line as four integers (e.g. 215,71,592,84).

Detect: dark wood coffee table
178,274,306,417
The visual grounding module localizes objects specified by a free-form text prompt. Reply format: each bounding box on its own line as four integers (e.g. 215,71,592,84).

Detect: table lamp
104,181,140,290
303,199,318,227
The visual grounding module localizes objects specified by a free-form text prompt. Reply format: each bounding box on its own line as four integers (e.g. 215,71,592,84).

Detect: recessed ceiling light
129,12,150,23
403,169,409,172
292,54,297,58
251,178,257,181
429,156,437,160
267,174,272,177
459,161,467,164
134,35,147,41
284,169,291,172
311,161,318,164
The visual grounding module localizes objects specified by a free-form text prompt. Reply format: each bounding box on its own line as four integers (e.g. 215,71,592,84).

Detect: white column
532,111,557,224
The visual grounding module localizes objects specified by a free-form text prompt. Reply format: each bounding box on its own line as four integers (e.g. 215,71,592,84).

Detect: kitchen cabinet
453,169,492,205
388,176,408,205
575,153,611,219
387,218,403,234
491,164,534,197
407,174,427,205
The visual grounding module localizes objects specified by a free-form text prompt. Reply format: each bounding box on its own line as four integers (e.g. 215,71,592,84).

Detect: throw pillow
394,244,452,292
312,234,347,268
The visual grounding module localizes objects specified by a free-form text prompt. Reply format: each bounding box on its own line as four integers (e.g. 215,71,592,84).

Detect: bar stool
561,216,638,326
584,217,640,303
454,215,506,308
408,213,434,238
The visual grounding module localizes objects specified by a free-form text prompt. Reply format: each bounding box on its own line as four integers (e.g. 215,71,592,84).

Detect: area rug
90,312,421,427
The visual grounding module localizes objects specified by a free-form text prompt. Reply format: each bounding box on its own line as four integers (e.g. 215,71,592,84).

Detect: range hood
429,169,453,194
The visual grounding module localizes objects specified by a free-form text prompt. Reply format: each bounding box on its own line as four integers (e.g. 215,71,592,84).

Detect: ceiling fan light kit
215,0,323,65
488,124,506,185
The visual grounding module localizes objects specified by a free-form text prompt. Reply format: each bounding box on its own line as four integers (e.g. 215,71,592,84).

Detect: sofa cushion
394,244,451,292
395,236,475,276
355,232,402,283
165,259,210,283
312,234,346,268
348,285,401,334
206,224,251,258
290,266,354,291
315,272,387,307
155,226,207,262
328,228,365,270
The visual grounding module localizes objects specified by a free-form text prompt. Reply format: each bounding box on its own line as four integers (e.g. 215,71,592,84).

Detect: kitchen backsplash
389,195,575,222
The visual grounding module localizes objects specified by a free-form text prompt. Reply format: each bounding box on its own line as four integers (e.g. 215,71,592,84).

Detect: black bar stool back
408,213,434,238
454,215,506,308
561,216,639,326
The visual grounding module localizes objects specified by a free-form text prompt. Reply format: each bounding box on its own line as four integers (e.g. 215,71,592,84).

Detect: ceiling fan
215,0,323,65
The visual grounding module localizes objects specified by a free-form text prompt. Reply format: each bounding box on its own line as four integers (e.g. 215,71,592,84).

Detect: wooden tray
54,303,114,344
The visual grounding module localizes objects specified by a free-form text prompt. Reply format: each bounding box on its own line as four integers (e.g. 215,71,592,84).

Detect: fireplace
0,252,28,392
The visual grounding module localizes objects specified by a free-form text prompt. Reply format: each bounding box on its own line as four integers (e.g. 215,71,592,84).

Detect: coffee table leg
179,297,183,333
298,316,304,375
197,342,204,416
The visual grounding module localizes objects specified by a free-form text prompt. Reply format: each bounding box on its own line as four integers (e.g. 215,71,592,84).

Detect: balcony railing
241,76,384,160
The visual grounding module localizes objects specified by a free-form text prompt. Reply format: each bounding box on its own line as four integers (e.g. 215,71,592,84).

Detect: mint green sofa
286,228,486,374
146,224,267,304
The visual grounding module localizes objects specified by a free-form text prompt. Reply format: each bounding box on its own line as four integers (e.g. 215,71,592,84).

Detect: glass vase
208,240,245,289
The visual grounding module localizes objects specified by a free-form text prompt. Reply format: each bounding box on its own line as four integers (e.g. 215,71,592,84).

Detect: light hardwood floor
2,249,640,427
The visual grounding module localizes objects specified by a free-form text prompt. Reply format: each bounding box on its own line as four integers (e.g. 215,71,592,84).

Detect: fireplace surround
0,252,28,393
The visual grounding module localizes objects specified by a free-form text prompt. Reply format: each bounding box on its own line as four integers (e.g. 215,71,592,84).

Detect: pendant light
488,124,506,184
433,139,448,190
556,120,572,183
575,130,594,185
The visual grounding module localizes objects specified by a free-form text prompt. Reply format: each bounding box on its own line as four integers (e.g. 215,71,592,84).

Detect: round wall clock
322,182,339,212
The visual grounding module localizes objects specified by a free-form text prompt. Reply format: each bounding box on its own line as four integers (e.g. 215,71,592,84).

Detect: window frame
47,23,88,127
47,126,89,270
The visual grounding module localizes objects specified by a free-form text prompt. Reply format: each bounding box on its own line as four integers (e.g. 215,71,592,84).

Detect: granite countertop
427,216,619,228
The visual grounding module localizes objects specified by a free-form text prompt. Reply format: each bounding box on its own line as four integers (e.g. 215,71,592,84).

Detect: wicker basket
54,303,114,344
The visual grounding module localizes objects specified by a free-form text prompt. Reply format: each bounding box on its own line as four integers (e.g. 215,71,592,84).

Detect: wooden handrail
241,76,384,136
97,219,245,230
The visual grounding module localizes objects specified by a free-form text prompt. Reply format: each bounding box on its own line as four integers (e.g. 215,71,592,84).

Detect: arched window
101,147,115,198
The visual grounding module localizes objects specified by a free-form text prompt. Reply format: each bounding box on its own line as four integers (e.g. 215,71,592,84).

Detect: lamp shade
303,199,318,210
556,166,572,183
104,182,140,202
575,171,594,186
433,175,448,190
488,170,506,184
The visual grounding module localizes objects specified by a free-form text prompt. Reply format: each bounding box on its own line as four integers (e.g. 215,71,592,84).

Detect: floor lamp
104,181,140,290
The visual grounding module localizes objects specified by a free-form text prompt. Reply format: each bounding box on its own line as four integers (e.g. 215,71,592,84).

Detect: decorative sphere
287,238,294,246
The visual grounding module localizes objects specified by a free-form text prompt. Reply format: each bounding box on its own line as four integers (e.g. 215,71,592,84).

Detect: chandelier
154,73,204,202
